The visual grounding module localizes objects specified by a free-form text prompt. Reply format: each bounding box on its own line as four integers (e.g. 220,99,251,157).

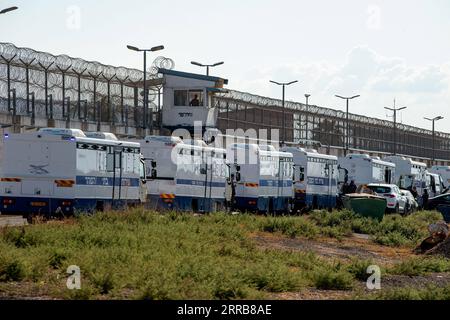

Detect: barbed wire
0,42,174,124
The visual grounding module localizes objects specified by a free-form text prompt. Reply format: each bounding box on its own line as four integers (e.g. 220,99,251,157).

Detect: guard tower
159,68,228,134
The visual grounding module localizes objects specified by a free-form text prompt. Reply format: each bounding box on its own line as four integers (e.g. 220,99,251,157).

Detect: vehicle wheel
402,203,410,216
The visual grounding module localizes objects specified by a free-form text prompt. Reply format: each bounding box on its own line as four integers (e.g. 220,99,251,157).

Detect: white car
366,184,407,214
400,190,419,214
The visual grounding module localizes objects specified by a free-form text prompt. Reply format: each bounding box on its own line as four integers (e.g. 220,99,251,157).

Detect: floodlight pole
424,116,444,164
335,94,360,156
270,80,299,145
385,100,406,155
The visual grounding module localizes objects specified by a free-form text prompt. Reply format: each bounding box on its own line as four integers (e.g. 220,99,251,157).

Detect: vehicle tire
402,202,410,216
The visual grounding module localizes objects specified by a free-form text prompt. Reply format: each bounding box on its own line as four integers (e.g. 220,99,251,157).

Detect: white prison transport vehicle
338,154,396,191
430,166,450,189
282,147,338,211
140,136,228,212
425,171,445,198
0,128,145,217
227,143,293,214
383,155,427,192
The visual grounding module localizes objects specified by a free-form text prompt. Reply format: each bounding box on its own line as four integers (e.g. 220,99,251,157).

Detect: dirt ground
253,232,450,300
252,232,414,266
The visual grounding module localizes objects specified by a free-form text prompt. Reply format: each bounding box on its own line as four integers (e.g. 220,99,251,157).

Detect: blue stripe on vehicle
176,179,226,188
306,177,337,186
259,180,293,187
76,176,140,187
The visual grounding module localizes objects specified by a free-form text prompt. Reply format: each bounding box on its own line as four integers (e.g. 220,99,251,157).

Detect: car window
367,186,391,194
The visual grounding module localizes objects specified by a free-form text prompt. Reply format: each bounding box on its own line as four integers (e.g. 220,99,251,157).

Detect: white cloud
232,46,450,131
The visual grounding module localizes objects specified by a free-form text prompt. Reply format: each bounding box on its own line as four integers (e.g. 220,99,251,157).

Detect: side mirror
151,161,157,168
151,169,157,179
236,172,241,182
200,165,207,175
236,165,241,172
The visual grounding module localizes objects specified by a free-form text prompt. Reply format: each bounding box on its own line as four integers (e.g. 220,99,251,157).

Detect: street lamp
424,116,444,164
304,94,311,145
127,44,164,132
270,80,299,145
384,101,406,155
0,6,18,15
335,94,360,155
191,61,224,76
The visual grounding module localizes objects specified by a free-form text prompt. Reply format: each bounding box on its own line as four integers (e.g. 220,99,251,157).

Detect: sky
1,0,450,131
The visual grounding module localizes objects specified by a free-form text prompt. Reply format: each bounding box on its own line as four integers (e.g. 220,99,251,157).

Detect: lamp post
304,94,311,145
127,44,164,133
0,6,18,15
424,116,444,164
270,80,299,145
384,100,406,155
191,61,224,76
335,94,360,156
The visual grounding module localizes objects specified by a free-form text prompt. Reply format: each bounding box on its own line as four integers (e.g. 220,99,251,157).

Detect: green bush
312,269,354,291
0,258,26,282
389,257,450,276
260,216,319,239
375,286,450,300
347,259,375,281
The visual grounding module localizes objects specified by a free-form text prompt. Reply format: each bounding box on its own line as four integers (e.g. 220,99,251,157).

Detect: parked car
426,193,450,211
400,190,419,214
366,184,407,214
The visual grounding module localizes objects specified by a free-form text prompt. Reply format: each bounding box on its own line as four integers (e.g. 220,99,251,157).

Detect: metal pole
62,73,66,118
11,89,17,117
10,89,16,117
44,71,49,116
282,84,285,144
120,83,124,124
206,66,210,76
432,120,435,163
30,92,35,125
26,66,30,113
48,94,53,120
305,95,309,144
77,75,81,119
7,63,11,110
393,109,397,155
346,99,349,155
143,51,147,131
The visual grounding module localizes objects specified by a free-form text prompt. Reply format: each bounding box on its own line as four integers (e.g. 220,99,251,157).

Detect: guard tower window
174,89,204,107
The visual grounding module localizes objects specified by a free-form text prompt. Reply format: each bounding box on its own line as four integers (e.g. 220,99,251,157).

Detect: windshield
367,186,392,194
399,175,414,189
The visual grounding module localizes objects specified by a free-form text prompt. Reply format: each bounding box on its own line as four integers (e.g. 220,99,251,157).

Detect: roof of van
14,129,139,148
383,155,427,167
85,132,119,141
282,147,338,160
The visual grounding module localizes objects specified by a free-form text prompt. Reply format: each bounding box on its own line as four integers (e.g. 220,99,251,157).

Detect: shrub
49,251,67,269
260,217,319,239
389,257,450,276
0,258,26,282
347,259,376,281
312,269,354,291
